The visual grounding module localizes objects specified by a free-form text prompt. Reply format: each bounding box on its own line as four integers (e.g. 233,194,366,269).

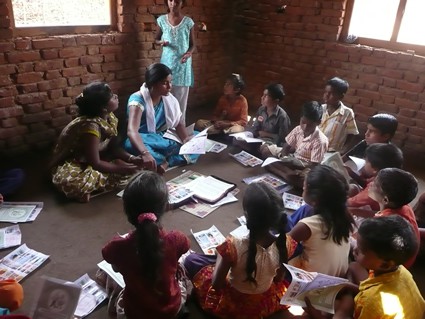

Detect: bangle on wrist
141,150,148,156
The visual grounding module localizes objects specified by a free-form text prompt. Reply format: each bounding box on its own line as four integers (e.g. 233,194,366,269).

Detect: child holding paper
261,101,328,189
184,182,297,319
102,171,191,319
305,216,425,319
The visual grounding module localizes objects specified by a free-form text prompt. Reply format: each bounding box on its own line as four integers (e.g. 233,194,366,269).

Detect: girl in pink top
102,171,190,319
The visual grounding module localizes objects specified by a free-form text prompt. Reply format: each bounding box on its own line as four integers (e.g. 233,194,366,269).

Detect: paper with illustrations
282,193,306,211
205,139,227,153
230,150,263,167
179,126,210,155
0,225,22,249
243,173,291,194
186,176,235,203
280,263,350,314
74,274,107,318
0,244,49,282
31,276,81,319
0,202,41,223
191,225,226,255
163,123,195,143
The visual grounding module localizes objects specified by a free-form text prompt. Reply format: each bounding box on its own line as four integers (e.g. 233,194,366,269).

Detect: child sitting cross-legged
287,165,355,277
349,168,420,285
305,215,425,319
102,171,191,319
183,182,297,319
260,101,328,189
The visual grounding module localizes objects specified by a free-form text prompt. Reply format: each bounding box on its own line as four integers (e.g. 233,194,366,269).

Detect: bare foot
157,161,169,175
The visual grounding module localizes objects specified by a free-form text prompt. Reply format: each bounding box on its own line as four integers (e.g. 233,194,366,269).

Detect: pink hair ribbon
137,212,157,224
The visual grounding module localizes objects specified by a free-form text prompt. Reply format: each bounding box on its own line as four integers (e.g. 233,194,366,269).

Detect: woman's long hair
243,182,288,285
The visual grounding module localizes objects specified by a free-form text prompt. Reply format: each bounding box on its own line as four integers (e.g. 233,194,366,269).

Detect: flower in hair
137,212,157,224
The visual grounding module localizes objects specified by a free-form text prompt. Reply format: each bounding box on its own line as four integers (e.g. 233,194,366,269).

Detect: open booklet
321,152,351,183
191,225,226,255
345,156,365,175
229,131,264,143
282,192,306,211
229,150,263,167
163,123,210,155
280,263,351,314
243,173,291,194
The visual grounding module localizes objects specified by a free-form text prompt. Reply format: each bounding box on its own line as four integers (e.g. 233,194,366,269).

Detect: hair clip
137,212,157,224
78,93,84,98
232,73,241,79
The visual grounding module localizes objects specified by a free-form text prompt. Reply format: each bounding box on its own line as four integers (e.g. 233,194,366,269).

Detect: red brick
16,83,38,94
37,78,68,91
41,49,59,60
62,66,86,77
48,89,63,100
1,117,18,128
409,127,425,136
0,96,14,108
76,35,102,46
15,72,44,84
379,87,404,98
51,115,73,127
80,55,104,65
60,36,77,47
15,39,32,50
399,109,416,118
356,89,380,101
81,73,104,84
21,111,52,124
396,81,424,93
34,60,64,71
353,104,376,116
64,57,80,68
59,47,86,58
50,107,66,118
32,38,63,49
23,103,43,114
0,106,24,119
99,46,123,54
87,46,100,55
0,42,14,52
7,51,40,63
67,77,82,86
45,70,61,80
372,102,399,114
394,97,421,110
15,92,48,104
0,86,17,97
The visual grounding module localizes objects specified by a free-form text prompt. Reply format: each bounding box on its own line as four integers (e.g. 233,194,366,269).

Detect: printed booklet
0,202,44,223
191,225,226,255
229,150,263,167
282,193,306,211
0,244,49,282
243,173,291,194
321,152,351,183
74,273,108,318
280,263,351,314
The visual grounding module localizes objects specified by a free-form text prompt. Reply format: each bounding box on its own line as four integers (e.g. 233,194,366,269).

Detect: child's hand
180,52,192,63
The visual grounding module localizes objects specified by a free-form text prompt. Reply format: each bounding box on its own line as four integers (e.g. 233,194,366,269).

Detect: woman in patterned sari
125,63,198,174
50,82,143,202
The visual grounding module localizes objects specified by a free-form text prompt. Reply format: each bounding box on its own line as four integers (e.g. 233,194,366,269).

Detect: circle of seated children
125,63,199,175
195,73,248,136
49,82,144,203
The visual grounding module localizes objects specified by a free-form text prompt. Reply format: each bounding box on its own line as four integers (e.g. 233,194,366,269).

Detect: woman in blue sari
125,63,198,174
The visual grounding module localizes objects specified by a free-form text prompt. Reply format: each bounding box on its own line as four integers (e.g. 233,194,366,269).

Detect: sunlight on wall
12,0,111,27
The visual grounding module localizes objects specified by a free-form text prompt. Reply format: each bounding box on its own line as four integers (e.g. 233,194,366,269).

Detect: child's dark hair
242,182,288,285
365,143,403,170
145,63,172,89
75,82,113,117
375,168,418,207
326,77,349,97
266,83,285,101
305,165,355,244
164,0,186,9
227,73,245,94
301,101,323,123
122,171,168,286
368,113,398,138
358,215,419,266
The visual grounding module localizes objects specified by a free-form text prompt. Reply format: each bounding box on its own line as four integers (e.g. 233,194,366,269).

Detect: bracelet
141,150,148,156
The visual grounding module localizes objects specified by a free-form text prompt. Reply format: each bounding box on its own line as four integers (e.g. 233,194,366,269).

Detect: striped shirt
319,102,359,152
286,126,328,163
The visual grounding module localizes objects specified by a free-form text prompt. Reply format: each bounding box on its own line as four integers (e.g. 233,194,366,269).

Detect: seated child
50,82,143,202
319,77,359,153
195,73,248,135
343,113,398,161
260,101,328,189
349,168,420,285
249,83,291,146
102,171,190,319
306,216,425,319
288,165,355,277
288,143,404,230
184,182,296,319
348,143,404,214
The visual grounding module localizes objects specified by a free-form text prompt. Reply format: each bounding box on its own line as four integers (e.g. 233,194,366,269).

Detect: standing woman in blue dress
155,0,195,126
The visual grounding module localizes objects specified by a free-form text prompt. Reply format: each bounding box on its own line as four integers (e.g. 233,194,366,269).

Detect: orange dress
192,235,297,319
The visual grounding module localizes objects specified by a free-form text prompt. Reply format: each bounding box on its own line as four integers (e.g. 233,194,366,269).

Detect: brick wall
0,0,233,155
233,0,425,160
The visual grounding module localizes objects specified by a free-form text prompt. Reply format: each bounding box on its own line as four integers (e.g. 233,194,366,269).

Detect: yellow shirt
354,266,425,319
